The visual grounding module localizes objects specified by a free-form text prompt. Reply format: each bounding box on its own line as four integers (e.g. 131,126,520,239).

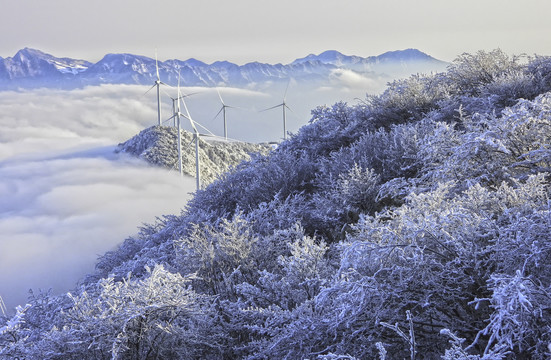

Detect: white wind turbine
167,91,197,127
144,51,167,126
213,88,237,140
261,80,293,141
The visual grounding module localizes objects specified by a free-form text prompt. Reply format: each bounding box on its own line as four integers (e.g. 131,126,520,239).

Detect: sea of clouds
0,75,385,312
0,85,197,311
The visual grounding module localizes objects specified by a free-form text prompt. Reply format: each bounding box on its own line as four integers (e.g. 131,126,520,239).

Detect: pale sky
1,0,550,64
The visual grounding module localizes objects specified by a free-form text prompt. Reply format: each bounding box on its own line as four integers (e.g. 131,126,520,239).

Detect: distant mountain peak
291,48,442,68
182,58,208,67
16,47,44,56
376,48,434,61
292,50,350,65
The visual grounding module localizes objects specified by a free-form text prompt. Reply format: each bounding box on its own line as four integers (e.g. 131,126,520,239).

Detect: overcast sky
1,0,550,64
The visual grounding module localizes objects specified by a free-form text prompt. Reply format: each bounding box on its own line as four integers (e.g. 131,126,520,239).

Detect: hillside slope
116,125,271,185
2,50,551,359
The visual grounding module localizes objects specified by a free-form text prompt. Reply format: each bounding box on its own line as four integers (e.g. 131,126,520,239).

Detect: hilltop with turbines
117,54,283,189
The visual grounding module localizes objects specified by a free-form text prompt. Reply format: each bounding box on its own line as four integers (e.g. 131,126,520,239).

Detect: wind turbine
261,80,292,141
144,51,167,126
214,88,237,140
181,95,201,190
168,70,201,190
166,91,197,127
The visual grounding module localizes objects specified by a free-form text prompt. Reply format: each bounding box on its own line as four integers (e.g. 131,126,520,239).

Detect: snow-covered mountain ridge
0,47,448,89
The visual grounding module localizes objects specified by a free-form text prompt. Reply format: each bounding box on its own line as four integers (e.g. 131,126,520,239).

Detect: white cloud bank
0,86,196,311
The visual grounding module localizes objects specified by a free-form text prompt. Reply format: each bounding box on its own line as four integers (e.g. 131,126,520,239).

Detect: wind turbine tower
167,71,187,177
214,89,236,140
174,72,201,190
261,80,292,140
145,51,166,126
182,98,201,190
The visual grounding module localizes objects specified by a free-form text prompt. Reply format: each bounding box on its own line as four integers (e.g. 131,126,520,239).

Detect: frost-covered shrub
420,93,551,189
244,229,332,309
437,50,547,119
477,70,538,110
250,174,550,359
175,216,258,298
186,146,317,226
294,101,369,157
475,270,550,357
24,265,224,359
0,304,32,359
446,49,523,97
235,227,336,358
366,73,450,127
526,55,551,94
310,165,380,238
246,192,312,237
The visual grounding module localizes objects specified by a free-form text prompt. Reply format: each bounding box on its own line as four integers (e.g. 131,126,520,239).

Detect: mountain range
0,48,448,90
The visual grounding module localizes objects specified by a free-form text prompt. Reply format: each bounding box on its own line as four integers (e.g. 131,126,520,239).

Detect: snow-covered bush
38,265,223,359
366,73,450,127
446,49,523,97
175,216,258,298
420,93,551,189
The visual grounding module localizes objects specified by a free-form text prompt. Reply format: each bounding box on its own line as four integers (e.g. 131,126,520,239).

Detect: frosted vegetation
116,125,271,185
2,49,551,359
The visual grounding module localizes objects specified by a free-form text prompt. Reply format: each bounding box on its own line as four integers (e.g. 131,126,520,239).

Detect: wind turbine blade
260,103,284,112
162,88,174,99
284,103,294,112
155,50,160,81
195,121,216,136
162,116,175,125
180,96,198,133
216,88,225,105
143,84,156,96
178,112,190,121
283,78,291,101
212,106,224,120
179,91,200,99
177,69,183,113
185,138,195,148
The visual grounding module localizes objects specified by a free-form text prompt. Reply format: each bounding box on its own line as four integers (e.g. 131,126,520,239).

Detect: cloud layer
0,86,196,311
